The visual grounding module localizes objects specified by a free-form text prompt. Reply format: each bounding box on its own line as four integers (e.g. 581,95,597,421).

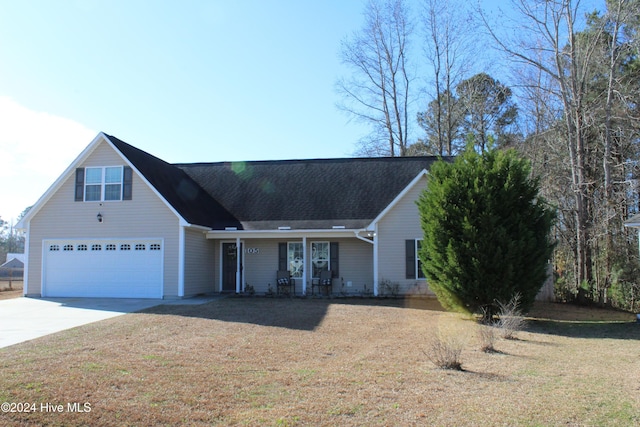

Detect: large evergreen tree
417,147,555,319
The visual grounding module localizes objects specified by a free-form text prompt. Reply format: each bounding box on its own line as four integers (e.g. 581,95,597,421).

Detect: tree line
338,0,640,311
0,209,28,265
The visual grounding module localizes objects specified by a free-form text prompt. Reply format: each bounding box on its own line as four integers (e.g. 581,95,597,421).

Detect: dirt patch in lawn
0,298,638,426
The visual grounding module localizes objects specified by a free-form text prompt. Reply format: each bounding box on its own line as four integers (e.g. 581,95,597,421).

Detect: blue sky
0,0,374,221
0,0,603,222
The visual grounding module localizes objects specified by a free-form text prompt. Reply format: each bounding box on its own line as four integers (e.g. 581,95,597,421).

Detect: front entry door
222,243,242,292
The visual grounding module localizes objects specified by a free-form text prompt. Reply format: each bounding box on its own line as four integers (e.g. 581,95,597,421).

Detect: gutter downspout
354,229,375,244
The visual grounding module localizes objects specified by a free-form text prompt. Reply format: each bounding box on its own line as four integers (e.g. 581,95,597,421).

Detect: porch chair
276,270,295,295
313,270,333,296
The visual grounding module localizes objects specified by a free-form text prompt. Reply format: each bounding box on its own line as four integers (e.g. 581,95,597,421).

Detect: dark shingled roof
106,134,445,230
106,134,241,229
178,157,445,230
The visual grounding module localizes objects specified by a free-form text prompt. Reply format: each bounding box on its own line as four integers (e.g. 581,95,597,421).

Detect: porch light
97,213,103,223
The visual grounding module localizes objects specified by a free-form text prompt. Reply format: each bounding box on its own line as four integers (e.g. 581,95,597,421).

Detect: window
287,242,303,278
104,167,122,200
106,244,117,251
78,244,87,251
405,239,425,279
279,242,339,280
63,244,74,251
84,168,102,201
120,244,131,251
150,243,161,251
49,244,60,251
311,242,329,279
91,244,102,251
416,240,425,279
135,244,146,251
83,166,123,202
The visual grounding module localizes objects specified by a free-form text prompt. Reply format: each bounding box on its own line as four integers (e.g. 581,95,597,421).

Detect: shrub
425,331,463,370
496,293,526,340
379,279,400,297
477,324,498,353
417,146,556,319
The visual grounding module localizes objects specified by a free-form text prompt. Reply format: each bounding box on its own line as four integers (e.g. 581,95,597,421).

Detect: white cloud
0,97,95,221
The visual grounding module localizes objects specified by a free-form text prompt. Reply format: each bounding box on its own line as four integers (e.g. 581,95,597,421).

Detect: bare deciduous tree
418,0,475,156
337,0,412,157
481,0,602,290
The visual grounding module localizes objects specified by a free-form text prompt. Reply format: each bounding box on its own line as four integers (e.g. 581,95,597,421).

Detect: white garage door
43,239,163,298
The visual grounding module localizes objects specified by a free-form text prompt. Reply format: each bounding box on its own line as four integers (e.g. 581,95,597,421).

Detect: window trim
415,239,425,279
406,239,426,280
82,166,124,202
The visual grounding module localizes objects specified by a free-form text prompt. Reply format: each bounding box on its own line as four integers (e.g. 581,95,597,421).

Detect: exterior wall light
97,213,103,223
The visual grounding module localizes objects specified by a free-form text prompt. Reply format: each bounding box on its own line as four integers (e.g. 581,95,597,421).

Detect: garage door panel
43,239,163,298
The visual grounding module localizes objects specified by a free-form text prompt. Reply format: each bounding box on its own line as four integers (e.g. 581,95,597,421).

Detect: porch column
373,224,379,296
235,237,241,293
302,236,307,295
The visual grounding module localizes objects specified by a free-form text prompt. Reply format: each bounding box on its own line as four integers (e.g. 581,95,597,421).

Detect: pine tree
417,146,555,320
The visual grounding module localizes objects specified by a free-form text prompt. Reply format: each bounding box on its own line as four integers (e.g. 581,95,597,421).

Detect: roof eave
206,228,364,239
366,169,429,229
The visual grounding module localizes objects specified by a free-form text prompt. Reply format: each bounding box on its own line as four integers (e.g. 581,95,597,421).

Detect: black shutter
123,166,133,200
75,168,84,201
330,242,339,277
278,242,287,271
405,240,416,279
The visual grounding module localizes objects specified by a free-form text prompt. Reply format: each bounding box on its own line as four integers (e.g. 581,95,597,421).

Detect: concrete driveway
0,297,164,348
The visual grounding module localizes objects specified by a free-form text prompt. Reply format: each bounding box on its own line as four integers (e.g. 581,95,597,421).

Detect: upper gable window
85,167,122,201
76,166,132,202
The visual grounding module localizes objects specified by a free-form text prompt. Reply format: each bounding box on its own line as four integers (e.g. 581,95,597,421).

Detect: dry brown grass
0,281,22,300
0,297,638,426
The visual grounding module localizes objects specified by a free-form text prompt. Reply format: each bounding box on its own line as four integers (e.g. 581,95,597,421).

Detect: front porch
207,229,376,297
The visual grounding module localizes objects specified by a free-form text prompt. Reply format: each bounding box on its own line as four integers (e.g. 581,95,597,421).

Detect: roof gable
18,132,113,228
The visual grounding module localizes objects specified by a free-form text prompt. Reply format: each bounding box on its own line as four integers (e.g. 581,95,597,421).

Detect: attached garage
42,239,163,298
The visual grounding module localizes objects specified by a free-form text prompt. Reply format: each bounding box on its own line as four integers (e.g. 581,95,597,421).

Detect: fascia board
17,132,108,229
366,169,428,230
206,229,359,240
17,132,191,229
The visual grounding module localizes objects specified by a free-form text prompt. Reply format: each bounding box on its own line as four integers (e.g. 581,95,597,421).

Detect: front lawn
0,298,638,426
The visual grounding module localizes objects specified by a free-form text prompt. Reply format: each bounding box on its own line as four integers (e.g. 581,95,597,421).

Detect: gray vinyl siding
333,238,373,295
241,239,279,294
183,228,216,297
376,176,432,295
26,141,181,297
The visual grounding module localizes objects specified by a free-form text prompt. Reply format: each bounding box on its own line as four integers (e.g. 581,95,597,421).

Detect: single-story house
18,132,445,299
1,257,24,270
0,255,24,278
